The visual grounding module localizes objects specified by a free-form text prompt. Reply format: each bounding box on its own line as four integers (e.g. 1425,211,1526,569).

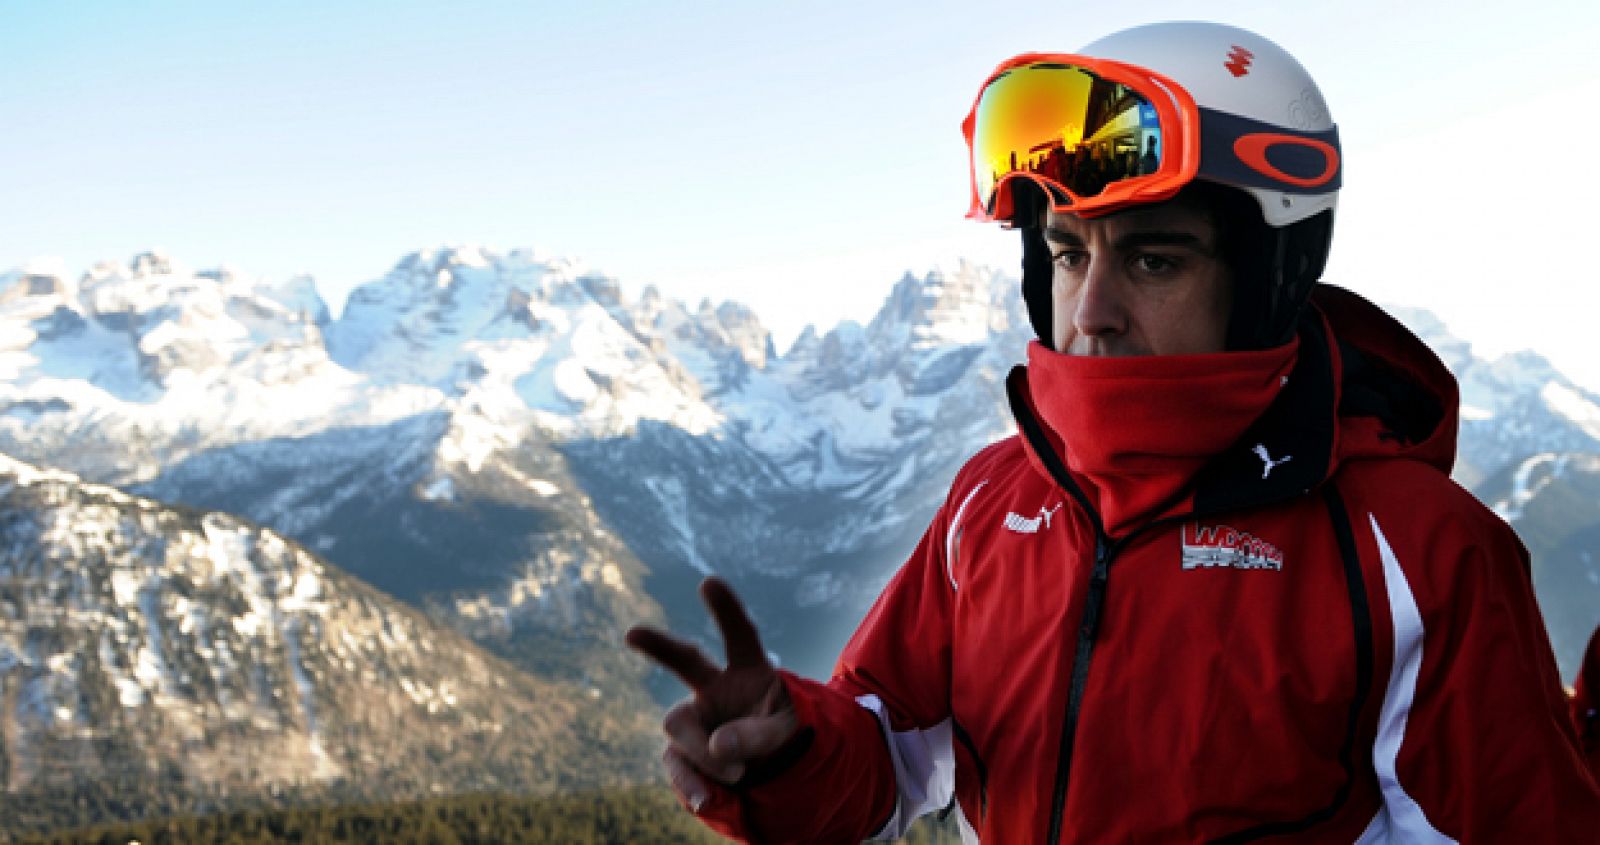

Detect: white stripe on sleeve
856,694,956,841
945,481,988,591
1368,515,1456,843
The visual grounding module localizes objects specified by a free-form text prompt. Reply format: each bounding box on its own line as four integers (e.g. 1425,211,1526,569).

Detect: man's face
1043,201,1233,356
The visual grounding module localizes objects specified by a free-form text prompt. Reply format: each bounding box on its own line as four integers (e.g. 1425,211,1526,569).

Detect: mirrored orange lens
973,62,1165,214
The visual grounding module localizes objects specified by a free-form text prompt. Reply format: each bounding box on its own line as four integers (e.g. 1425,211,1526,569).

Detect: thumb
708,709,799,772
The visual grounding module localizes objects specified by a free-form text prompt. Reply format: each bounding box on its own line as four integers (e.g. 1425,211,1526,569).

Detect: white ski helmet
970,21,1341,349
1077,21,1339,228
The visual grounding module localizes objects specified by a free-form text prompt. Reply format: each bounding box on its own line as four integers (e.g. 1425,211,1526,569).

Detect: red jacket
1574,624,1600,777
696,286,1600,842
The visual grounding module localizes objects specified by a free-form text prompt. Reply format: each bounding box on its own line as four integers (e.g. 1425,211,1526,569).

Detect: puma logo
1004,503,1062,534
1253,443,1293,480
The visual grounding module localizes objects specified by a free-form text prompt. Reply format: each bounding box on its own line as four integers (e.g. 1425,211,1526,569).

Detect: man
1139,135,1160,176
627,21,1600,842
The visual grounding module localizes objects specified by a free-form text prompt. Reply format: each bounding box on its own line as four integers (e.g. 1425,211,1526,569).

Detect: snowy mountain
1394,306,1600,491
0,453,659,834
0,253,439,486
1474,452,1600,680
2,247,1597,698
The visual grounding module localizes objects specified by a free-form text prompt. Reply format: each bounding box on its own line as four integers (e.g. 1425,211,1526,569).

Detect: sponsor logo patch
1181,522,1284,571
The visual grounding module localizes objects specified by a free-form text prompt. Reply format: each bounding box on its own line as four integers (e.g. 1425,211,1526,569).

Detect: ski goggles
962,53,1340,224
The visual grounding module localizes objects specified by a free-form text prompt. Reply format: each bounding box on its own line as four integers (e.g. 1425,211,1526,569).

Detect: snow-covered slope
0,452,658,834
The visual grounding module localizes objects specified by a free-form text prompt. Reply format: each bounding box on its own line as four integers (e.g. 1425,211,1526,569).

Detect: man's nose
1072,259,1127,341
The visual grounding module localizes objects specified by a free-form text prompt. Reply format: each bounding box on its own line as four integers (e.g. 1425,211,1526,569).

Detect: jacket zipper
1004,373,1113,845
1006,369,1175,845
1045,528,1114,845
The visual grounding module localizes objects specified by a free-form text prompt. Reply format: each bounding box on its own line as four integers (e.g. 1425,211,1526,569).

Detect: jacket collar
1008,308,1339,538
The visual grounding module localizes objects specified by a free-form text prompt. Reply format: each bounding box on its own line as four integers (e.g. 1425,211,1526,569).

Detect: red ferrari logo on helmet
1224,46,1254,77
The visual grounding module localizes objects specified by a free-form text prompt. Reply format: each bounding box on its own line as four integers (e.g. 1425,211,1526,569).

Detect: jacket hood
1007,283,1459,536
1313,284,1458,474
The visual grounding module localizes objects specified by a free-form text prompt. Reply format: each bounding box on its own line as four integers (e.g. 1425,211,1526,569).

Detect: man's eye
1133,254,1176,274
1052,250,1087,270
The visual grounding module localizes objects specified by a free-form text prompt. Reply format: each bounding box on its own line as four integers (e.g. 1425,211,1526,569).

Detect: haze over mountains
1,247,1597,831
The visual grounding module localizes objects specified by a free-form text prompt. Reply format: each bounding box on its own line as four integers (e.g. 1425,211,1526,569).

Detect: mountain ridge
3,247,1597,683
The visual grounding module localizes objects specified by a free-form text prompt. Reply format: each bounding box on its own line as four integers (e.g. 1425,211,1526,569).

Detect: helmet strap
1255,210,1334,349
1021,224,1055,349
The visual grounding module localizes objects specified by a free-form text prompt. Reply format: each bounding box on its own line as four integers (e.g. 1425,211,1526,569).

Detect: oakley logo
1225,46,1255,77
1253,443,1293,479
1233,133,1340,189
1182,522,1284,571
1004,503,1061,534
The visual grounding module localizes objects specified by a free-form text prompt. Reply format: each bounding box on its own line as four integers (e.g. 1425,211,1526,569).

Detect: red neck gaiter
1024,337,1300,537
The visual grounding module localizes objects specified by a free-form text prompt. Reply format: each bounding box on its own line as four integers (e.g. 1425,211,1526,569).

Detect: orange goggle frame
963,53,1203,226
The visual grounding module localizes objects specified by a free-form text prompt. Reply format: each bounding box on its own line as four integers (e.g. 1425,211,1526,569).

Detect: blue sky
5,0,1600,387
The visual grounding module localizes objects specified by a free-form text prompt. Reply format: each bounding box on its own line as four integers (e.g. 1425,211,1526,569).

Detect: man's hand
625,577,797,811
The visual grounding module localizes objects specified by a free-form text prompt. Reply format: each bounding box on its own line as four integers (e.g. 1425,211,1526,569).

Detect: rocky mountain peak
128,250,174,278
871,262,1009,344
579,273,623,308
393,245,495,278
0,271,68,305
786,319,869,397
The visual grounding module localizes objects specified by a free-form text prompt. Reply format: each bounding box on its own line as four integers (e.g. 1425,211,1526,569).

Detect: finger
700,577,768,669
709,709,800,768
663,746,711,813
625,625,720,691
664,700,745,782
661,699,729,780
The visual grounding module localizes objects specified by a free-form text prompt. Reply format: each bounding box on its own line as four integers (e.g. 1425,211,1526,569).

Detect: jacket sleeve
692,472,974,844
1362,500,1600,842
